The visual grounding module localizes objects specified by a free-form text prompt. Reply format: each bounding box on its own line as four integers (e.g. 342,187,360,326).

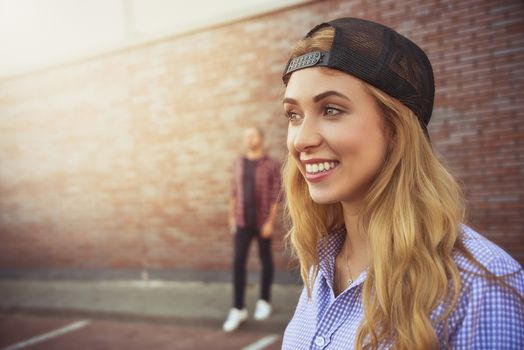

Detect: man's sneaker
222,308,248,332
254,299,272,320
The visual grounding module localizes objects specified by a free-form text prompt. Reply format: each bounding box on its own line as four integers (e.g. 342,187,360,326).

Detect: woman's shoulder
455,224,522,277
445,225,524,348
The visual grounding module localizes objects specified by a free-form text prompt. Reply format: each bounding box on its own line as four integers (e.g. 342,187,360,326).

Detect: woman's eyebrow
313,90,351,103
283,90,351,105
282,97,298,105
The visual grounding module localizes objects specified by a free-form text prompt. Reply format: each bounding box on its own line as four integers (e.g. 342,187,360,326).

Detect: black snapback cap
282,17,435,130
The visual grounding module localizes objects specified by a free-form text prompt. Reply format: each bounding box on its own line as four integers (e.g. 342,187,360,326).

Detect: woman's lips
300,159,340,183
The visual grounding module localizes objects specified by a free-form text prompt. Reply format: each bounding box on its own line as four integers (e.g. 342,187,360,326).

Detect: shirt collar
317,224,346,288
317,224,347,262
317,224,369,292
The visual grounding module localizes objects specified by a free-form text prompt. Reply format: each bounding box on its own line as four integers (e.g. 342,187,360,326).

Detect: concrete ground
0,278,303,349
0,312,287,350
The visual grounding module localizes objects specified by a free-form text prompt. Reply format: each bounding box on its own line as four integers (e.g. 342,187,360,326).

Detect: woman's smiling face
284,67,390,211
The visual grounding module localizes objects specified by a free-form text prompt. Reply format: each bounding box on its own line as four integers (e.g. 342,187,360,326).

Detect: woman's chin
308,188,341,205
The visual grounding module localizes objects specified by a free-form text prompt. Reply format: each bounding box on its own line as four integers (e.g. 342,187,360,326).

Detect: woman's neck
340,202,370,272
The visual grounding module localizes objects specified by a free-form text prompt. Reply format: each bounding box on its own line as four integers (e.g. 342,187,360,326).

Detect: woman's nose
293,117,323,152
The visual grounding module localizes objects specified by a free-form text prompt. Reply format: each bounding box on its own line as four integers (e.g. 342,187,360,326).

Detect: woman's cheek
286,127,296,153
325,127,361,158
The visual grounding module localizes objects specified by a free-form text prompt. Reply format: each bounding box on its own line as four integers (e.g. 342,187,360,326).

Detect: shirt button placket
314,335,326,348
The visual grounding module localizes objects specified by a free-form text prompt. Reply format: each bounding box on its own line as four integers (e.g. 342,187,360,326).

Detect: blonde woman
280,18,523,350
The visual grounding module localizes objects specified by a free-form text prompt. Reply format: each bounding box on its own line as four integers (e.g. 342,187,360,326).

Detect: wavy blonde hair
283,27,467,350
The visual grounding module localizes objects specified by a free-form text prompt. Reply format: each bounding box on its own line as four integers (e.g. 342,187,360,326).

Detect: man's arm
260,160,282,238
266,202,278,226
261,201,278,238
228,196,236,234
229,159,237,234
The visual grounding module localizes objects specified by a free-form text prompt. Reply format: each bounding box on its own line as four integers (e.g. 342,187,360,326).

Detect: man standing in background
222,126,281,332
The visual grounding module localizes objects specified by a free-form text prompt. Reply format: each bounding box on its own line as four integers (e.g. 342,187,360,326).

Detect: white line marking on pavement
2,319,91,350
242,334,279,350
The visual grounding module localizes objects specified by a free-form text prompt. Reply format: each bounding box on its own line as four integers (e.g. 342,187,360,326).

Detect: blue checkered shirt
282,224,524,349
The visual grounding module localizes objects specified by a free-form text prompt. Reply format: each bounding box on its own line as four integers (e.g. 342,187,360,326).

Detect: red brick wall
0,0,522,273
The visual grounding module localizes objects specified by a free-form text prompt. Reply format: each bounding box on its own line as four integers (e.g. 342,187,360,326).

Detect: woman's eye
285,111,302,123
324,106,342,118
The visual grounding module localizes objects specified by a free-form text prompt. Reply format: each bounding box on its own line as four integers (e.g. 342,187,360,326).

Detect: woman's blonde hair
282,27,467,349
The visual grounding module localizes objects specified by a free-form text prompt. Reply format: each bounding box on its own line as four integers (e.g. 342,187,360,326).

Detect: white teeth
305,161,338,174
